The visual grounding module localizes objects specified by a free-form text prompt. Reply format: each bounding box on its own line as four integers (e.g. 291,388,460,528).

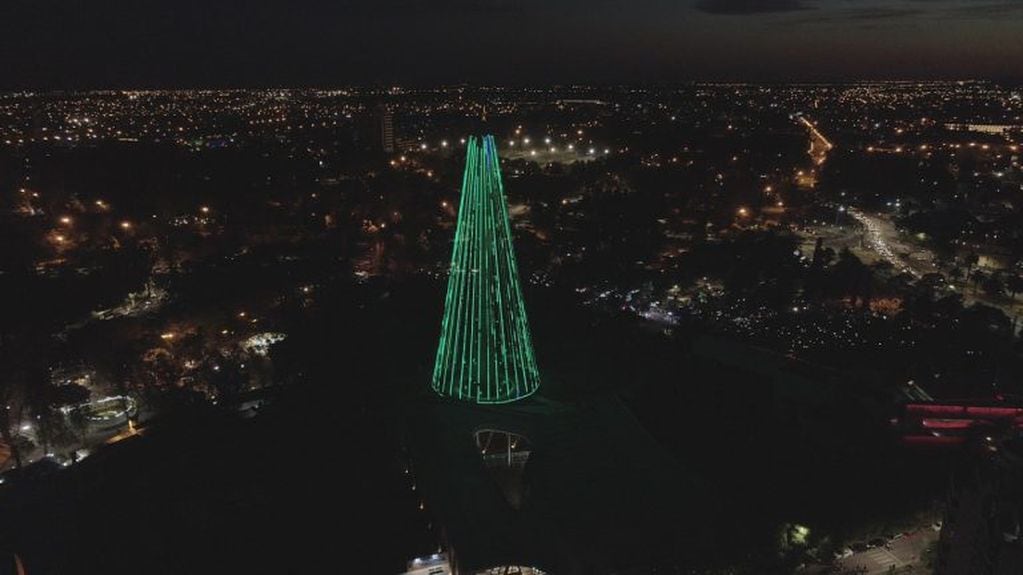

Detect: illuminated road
848,209,938,278
849,209,901,270
846,211,1021,323
799,115,833,166
836,529,936,574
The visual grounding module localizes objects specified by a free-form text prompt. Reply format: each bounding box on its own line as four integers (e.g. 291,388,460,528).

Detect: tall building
380,106,395,154
432,135,541,404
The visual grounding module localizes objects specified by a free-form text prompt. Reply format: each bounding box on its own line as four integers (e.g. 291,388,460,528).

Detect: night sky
1,0,1021,88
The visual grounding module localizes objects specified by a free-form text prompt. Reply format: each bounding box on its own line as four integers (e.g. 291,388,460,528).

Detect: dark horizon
2,0,1022,90
3,77,1022,94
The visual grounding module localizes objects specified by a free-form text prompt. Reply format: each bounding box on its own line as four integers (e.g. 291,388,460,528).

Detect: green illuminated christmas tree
432,135,541,403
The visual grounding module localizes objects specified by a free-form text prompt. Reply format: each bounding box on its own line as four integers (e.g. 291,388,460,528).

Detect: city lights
2,78,1022,575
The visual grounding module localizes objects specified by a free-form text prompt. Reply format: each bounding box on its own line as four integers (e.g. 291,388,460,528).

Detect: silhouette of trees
0,386,23,469
970,269,988,294
1005,274,1023,301
963,252,980,281
824,248,872,306
982,274,1005,298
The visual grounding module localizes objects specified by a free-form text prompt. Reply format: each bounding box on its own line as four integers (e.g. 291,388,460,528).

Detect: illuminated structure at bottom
432,135,541,403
